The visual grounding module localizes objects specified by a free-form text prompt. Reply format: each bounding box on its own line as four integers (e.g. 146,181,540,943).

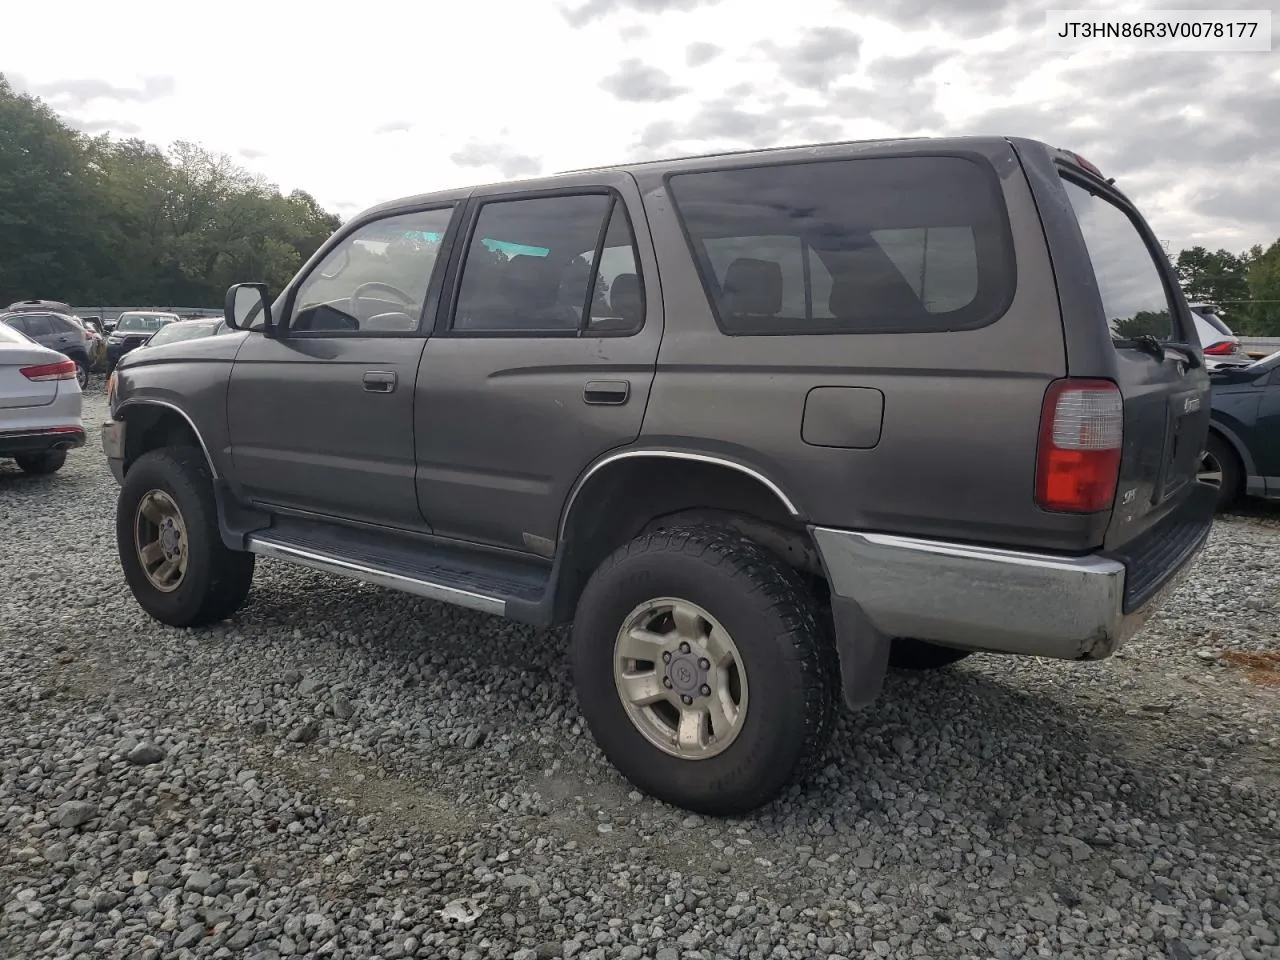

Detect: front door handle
583,380,630,405
363,370,397,393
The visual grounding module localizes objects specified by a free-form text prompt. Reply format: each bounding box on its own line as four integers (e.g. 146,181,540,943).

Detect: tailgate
1058,171,1212,553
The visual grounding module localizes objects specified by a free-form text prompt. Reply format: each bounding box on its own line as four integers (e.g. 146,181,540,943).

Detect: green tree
0,72,341,308
0,76,101,303
1175,246,1250,325
1241,241,1280,337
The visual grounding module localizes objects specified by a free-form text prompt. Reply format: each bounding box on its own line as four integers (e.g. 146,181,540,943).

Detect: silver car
0,321,85,474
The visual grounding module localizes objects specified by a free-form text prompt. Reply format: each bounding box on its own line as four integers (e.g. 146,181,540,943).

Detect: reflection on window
454,194,647,336
292,207,454,334
1063,180,1174,342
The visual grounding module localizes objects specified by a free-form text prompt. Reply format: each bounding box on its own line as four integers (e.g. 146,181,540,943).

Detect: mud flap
829,595,892,709
213,479,273,551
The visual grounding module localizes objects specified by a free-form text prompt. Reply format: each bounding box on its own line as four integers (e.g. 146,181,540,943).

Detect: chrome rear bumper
812,507,1210,662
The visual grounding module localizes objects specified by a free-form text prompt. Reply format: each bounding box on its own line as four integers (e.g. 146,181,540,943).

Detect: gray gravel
2,383,1278,960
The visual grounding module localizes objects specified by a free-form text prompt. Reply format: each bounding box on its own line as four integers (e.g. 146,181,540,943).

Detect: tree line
0,73,340,308
1175,245,1280,337
3,70,1279,334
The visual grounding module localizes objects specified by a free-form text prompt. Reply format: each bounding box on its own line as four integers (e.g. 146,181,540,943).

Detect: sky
5,0,1279,255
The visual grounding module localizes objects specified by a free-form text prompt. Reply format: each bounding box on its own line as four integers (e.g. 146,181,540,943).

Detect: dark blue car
1202,350,1280,510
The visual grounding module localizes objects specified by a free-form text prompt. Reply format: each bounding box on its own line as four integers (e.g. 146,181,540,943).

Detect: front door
415,177,662,552
226,204,460,529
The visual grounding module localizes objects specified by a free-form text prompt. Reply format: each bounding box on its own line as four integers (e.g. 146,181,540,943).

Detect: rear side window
668,155,1013,335
22,315,54,337
1062,179,1177,343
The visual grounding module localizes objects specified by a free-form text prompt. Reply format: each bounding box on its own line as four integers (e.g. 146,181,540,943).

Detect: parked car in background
0,320,84,474
0,311,93,388
73,316,108,369
1201,349,1280,510
133,316,229,352
6,298,75,315
106,311,181,371
103,136,1215,815
1189,303,1251,370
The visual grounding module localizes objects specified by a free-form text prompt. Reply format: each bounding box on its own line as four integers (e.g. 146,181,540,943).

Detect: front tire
15,451,67,475
571,525,837,815
117,447,255,627
73,357,89,390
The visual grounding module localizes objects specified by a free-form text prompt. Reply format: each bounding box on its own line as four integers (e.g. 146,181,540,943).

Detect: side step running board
246,536,507,616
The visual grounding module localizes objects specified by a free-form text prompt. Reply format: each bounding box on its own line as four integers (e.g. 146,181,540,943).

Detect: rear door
414,174,662,553
17,314,61,352
1059,174,1211,548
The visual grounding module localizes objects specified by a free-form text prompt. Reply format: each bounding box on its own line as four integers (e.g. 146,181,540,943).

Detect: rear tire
571,525,838,815
1199,433,1241,512
15,451,67,475
117,447,255,627
888,637,972,671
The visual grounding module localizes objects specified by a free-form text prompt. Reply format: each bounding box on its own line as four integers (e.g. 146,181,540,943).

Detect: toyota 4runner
103,137,1216,814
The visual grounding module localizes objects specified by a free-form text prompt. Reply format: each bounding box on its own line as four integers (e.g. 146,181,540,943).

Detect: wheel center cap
666,651,706,696
159,521,180,558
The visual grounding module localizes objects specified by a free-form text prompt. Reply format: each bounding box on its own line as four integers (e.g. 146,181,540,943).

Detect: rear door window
1061,179,1180,343
22,315,54,337
667,155,1014,335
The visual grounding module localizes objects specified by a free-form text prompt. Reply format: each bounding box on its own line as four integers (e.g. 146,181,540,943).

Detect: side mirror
224,283,274,335
103,319,117,333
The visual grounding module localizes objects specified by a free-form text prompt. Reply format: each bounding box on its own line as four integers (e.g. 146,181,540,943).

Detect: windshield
117,314,176,332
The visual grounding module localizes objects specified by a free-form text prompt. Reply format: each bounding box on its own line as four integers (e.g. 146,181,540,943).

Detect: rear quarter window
667,155,1015,335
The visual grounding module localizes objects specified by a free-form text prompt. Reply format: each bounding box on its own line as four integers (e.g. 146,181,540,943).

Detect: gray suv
102,137,1215,814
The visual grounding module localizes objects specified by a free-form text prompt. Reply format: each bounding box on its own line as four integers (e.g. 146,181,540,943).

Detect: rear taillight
1035,379,1123,513
20,359,78,381
1202,341,1234,356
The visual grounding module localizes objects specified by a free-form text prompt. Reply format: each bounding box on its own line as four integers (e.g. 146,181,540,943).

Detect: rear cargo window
668,155,1013,335
1062,179,1177,343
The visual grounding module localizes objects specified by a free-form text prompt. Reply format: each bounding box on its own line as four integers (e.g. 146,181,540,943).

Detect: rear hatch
1055,159,1212,576
0,334,61,410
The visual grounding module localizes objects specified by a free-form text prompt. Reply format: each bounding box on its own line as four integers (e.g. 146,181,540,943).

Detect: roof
360,134,1016,221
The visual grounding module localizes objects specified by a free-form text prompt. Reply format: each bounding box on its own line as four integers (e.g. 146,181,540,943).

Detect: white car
0,321,85,474
1189,303,1251,370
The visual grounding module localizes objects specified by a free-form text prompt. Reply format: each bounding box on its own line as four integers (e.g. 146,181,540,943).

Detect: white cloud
4,0,1276,252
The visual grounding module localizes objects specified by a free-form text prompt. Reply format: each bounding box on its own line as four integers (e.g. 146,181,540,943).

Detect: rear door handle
583,380,630,405
363,370,397,393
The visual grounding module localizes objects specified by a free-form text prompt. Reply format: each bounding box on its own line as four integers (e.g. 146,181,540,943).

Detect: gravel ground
2,382,1278,960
